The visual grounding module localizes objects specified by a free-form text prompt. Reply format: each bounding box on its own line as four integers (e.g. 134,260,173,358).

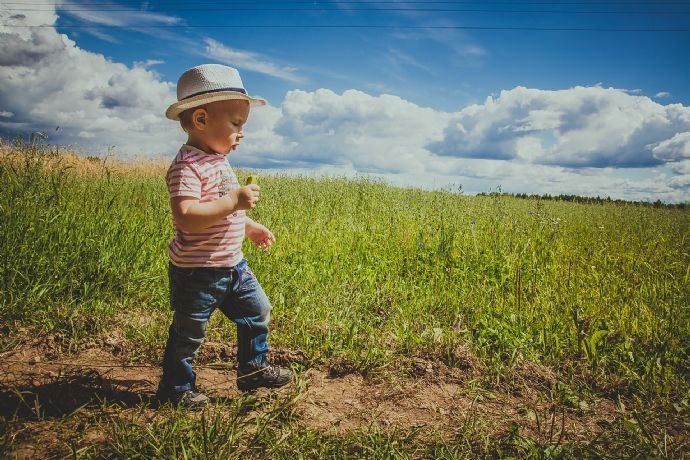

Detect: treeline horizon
477,190,688,209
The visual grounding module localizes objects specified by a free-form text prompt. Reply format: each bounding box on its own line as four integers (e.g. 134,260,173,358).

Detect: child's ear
192,108,208,130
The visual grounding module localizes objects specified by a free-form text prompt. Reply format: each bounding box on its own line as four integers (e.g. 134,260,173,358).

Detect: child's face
194,99,250,155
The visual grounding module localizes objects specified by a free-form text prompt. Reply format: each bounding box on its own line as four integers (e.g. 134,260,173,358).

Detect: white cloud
655,91,671,98
388,5,488,61
204,39,302,83
60,1,181,27
387,48,433,74
233,87,689,202
133,59,164,69
81,27,119,43
241,104,287,165
57,1,189,45
651,132,690,162
267,88,451,174
429,86,690,168
0,1,182,155
672,160,690,175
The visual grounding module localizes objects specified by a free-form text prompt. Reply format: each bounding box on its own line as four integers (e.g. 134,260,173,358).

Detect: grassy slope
1,144,689,458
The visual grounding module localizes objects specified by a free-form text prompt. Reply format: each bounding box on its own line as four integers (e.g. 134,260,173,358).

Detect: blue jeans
161,258,272,394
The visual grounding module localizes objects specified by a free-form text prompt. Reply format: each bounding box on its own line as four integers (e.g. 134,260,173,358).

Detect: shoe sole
237,378,292,392
180,401,208,410
155,393,209,409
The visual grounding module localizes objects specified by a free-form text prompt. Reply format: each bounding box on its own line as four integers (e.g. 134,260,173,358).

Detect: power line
3,23,689,32
6,7,690,14
4,0,690,3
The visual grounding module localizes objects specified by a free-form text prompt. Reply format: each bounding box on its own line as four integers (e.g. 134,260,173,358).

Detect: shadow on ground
0,369,153,420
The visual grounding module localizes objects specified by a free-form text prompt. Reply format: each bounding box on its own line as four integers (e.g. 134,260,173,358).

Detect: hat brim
165,91,267,121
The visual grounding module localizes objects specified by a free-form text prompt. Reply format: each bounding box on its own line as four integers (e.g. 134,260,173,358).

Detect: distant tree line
476,191,688,210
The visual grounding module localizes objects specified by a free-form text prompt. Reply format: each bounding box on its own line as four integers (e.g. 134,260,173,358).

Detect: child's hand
246,222,276,249
234,184,260,210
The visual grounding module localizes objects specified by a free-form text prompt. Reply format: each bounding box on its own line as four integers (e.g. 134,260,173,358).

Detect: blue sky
1,1,689,201
63,1,690,109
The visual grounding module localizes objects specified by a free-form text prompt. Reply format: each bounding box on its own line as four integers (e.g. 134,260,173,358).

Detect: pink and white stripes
166,145,246,267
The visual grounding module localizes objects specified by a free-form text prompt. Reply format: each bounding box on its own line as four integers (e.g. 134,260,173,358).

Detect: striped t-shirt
166,144,246,267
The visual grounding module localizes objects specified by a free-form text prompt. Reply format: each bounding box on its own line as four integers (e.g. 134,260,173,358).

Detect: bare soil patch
1,336,623,458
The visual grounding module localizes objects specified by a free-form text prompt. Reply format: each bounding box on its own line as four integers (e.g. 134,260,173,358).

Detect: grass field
1,141,688,458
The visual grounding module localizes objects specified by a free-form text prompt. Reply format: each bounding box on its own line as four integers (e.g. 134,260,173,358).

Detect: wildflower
469,220,476,225
417,242,424,247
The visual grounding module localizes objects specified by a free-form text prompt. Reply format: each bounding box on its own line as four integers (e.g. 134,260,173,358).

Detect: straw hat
165,64,266,120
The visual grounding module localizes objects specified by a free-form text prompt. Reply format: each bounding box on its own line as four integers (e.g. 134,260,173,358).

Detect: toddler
156,64,292,408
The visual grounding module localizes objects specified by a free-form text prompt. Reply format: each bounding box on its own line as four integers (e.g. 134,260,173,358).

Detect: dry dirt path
0,335,620,458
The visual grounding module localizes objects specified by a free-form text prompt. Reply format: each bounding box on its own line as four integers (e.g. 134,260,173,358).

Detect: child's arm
245,216,259,231
171,185,259,233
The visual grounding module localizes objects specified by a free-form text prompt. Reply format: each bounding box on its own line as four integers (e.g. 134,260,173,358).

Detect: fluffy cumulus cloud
1,1,688,202
0,1,182,155
652,132,690,162
239,87,690,201
429,86,690,168
267,89,451,174
239,87,689,202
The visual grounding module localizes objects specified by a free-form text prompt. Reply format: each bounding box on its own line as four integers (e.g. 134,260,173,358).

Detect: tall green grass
1,142,689,456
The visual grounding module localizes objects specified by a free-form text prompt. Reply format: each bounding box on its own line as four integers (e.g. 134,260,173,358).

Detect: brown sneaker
237,361,293,392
